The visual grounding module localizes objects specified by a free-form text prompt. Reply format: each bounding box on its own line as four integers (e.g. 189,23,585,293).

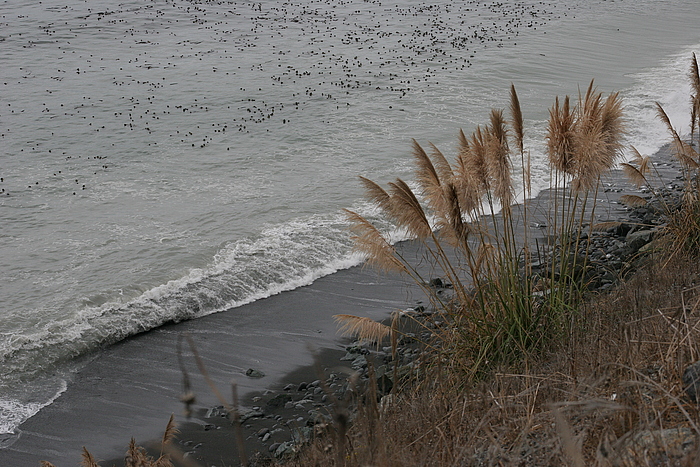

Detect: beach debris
245,368,266,378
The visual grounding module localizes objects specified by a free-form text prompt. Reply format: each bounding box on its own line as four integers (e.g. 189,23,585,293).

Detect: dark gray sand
1,146,685,467
2,264,423,466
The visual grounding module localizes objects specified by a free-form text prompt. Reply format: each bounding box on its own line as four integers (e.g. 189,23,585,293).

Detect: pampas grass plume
621,162,648,188
344,209,403,272
619,194,648,207
388,179,432,239
510,83,524,156
333,314,391,347
81,447,99,467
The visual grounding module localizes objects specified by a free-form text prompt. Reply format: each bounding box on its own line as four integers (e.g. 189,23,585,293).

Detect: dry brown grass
289,254,700,466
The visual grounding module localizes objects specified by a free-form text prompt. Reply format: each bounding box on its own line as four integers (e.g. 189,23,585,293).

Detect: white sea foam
623,43,700,158
0,379,67,439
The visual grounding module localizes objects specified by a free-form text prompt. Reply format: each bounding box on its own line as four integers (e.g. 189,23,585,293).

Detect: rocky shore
150,316,431,466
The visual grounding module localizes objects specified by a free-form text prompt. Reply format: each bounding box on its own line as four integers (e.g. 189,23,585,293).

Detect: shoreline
1,146,683,467
152,145,686,466
0,249,424,466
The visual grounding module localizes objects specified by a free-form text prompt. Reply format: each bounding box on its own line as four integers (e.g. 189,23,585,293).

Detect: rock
351,354,367,369
604,427,695,466
274,441,296,458
683,361,700,402
377,373,393,395
292,426,313,444
205,406,226,418
245,368,265,378
266,393,293,408
339,352,356,361
626,229,654,252
307,409,331,426
240,408,264,422
345,344,369,355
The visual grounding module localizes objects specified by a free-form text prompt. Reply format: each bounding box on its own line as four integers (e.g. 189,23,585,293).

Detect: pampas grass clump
343,81,625,377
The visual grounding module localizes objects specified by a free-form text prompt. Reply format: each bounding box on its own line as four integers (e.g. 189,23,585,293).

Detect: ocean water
1,0,699,434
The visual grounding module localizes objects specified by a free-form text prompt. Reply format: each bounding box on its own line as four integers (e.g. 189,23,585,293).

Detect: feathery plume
570,84,625,191
81,447,99,467
691,53,700,96
690,53,700,141
509,83,524,156
547,96,576,175
388,179,432,239
466,126,490,193
656,102,699,169
437,182,470,246
691,97,698,143
599,92,625,163
333,314,391,347
619,194,648,207
428,141,454,182
629,146,644,165
412,139,447,213
486,109,513,209
458,128,469,153
620,162,648,188
571,83,605,191
161,414,178,455
628,146,651,175
359,176,392,214
455,131,483,214
344,209,404,272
